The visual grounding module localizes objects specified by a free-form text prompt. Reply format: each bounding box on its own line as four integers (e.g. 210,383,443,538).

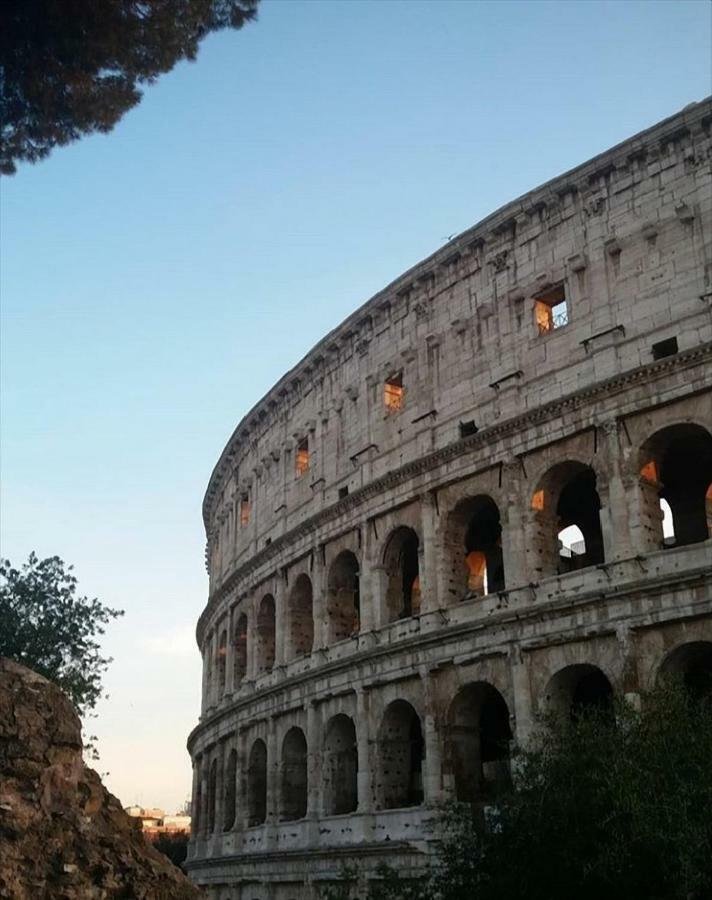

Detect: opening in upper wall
534,285,568,335
384,372,404,414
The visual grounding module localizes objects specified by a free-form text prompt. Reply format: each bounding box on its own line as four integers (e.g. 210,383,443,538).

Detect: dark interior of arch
280,727,308,821
571,668,613,720
658,426,712,547
384,528,420,621
448,684,512,804
256,595,276,673
327,551,360,642
207,759,217,833
464,496,505,594
217,631,227,692
247,740,267,826
323,714,358,815
661,641,712,700
557,466,605,572
223,748,237,831
234,615,247,686
378,701,424,809
288,575,314,659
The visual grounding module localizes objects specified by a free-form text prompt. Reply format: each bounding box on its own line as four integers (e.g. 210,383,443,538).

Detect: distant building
125,806,191,841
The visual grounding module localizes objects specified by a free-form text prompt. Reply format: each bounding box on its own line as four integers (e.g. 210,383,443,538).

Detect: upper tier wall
201,97,712,623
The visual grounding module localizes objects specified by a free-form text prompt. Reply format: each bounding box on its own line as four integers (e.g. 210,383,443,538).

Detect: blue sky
1,0,710,812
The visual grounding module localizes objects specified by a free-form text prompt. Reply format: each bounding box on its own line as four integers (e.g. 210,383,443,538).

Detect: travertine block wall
187,100,712,899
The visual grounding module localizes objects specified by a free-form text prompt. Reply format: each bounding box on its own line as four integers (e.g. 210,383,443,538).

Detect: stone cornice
202,97,712,529
196,342,712,643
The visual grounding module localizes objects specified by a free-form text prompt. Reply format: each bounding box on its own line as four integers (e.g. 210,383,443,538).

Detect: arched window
217,630,227,695
287,574,314,660
233,614,248,687
531,462,604,577
545,664,614,721
247,740,267,826
280,727,308,821
639,424,712,548
446,683,512,803
445,496,505,600
659,641,712,701
383,527,421,621
256,595,276,674
326,551,360,642
376,700,424,810
223,748,237,831
323,714,358,815
207,758,217,833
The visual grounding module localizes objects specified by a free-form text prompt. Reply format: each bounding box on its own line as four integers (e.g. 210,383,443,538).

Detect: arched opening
247,740,267,826
323,714,358,815
217,630,227,695
531,462,605,576
383,527,421,621
287,574,314,660
207,758,217,833
639,424,712,549
256,595,276,674
376,700,424,810
445,496,505,600
446,683,512,804
659,641,712,701
545,664,614,721
233,614,247,687
223,748,237,831
326,551,360,642
280,727,308,822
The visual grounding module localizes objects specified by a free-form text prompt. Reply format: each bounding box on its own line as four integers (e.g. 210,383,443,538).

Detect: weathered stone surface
0,658,202,900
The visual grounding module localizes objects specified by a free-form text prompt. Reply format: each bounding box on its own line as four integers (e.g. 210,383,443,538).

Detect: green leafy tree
0,0,259,174
324,683,712,900
0,552,123,716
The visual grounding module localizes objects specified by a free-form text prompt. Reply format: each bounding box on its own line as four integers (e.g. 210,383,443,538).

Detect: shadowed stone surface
0,658,202,900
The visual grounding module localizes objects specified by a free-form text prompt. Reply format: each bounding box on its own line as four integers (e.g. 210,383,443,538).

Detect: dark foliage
153,831,190,867
0,552,123,716
324,684,712,900
0,0,259,174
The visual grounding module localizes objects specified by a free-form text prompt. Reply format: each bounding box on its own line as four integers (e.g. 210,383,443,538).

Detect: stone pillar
235,728,248,837
225,606,235,696
419,492,441,613
599,420,634,561
311,550,328,652
500,458,527,589
362,518,388,629
357,527,375,635
355,689,373,813
274,580,287,668
206,632,217,710
509,645,534,747
201,644,209,716
214,742,225,838
266,716,279,847
420,669,443,806
306,701,321,841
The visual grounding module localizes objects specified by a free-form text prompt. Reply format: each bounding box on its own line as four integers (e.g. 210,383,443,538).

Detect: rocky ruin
0,657,202,900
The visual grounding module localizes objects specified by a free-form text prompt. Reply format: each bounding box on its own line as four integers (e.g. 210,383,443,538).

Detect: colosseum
186,98,712,899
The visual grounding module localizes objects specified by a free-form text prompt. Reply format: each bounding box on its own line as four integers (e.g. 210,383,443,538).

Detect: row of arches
208,423,712,689
195,640,712,837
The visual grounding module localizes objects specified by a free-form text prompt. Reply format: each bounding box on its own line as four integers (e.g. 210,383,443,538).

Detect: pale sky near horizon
1,0,710,813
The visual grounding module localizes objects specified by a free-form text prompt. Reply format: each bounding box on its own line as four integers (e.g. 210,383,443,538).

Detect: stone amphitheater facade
186,99,712,899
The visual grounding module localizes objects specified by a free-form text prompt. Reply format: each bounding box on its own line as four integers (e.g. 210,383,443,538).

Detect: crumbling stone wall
0,658,202,900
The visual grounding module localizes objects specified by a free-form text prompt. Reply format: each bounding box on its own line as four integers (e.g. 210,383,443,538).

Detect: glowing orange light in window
531,489,545,511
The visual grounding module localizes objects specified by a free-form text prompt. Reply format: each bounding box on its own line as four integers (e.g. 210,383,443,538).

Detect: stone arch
530,461,605,577
445,682,512,803
658,641,712,701
444,495,505,602
247,739,267,826
280,727,308,822
207,757,218,833
383,527,421,621
376,699,424,810
233,614,248,687
638,423,712,549
544,664,614,720
322,714,358,815
286,574,314,660
256,594,276,674
223,748,237,831
217,630,227,695
326,551,360,642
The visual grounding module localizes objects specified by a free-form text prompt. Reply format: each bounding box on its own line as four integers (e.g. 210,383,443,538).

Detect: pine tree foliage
0,552,123,715
0,0,259,174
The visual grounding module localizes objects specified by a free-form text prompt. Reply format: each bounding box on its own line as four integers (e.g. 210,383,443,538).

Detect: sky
1,0,710,813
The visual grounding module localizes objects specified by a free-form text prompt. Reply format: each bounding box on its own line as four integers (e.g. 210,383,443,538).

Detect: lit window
531,489,545,511
296,438,309,477
240,495,250,527
384,372,404,414
535,286,568,334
